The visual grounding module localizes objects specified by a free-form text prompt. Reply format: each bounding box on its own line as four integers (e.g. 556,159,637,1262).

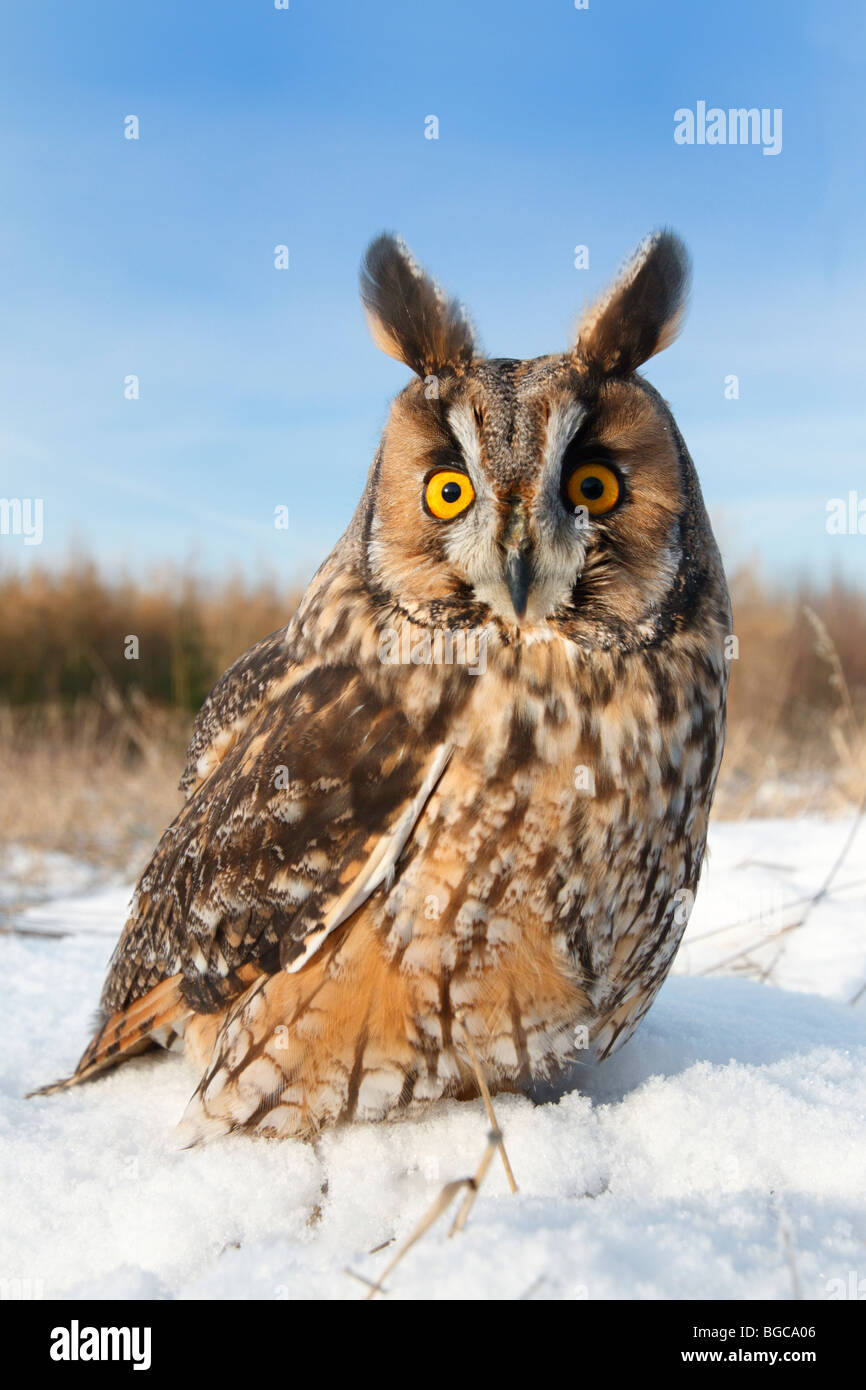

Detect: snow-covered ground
1,818,864,1301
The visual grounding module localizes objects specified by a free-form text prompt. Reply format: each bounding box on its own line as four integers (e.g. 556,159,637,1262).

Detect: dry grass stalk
356,1016,518,1300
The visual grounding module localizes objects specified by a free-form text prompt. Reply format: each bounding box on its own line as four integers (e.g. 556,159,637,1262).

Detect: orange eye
565,462,621,516
424,470,475,520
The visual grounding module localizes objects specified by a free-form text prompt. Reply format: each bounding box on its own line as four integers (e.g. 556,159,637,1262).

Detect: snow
1,816,865,1301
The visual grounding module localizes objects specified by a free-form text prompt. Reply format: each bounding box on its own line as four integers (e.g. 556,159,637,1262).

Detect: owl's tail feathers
26,974,189,1098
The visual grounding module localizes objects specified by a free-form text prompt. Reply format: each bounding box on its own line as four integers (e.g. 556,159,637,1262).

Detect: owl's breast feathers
42,551,728,1129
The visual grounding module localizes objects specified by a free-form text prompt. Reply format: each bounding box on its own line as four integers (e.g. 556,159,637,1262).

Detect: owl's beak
504,545,532,620
502,498,533,620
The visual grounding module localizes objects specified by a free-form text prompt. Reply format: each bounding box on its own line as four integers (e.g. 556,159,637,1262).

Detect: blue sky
0,0,863,589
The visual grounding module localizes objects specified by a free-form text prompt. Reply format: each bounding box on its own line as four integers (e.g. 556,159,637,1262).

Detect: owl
36,230,730,1144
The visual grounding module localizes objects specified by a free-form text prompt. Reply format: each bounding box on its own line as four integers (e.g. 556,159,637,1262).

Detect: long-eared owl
37,230,730,1143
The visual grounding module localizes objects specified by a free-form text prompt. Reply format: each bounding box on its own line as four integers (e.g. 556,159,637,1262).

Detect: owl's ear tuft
360,233,476,379
574,231,690,376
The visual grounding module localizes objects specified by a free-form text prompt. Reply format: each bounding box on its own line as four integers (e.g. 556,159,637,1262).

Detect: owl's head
357,232,722,648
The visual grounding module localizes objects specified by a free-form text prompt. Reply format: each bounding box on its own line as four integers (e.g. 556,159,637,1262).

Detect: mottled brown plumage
36,230,730,1142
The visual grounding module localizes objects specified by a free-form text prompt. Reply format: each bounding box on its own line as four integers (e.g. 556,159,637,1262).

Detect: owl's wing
179,624,295,798
40,635,454,1092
